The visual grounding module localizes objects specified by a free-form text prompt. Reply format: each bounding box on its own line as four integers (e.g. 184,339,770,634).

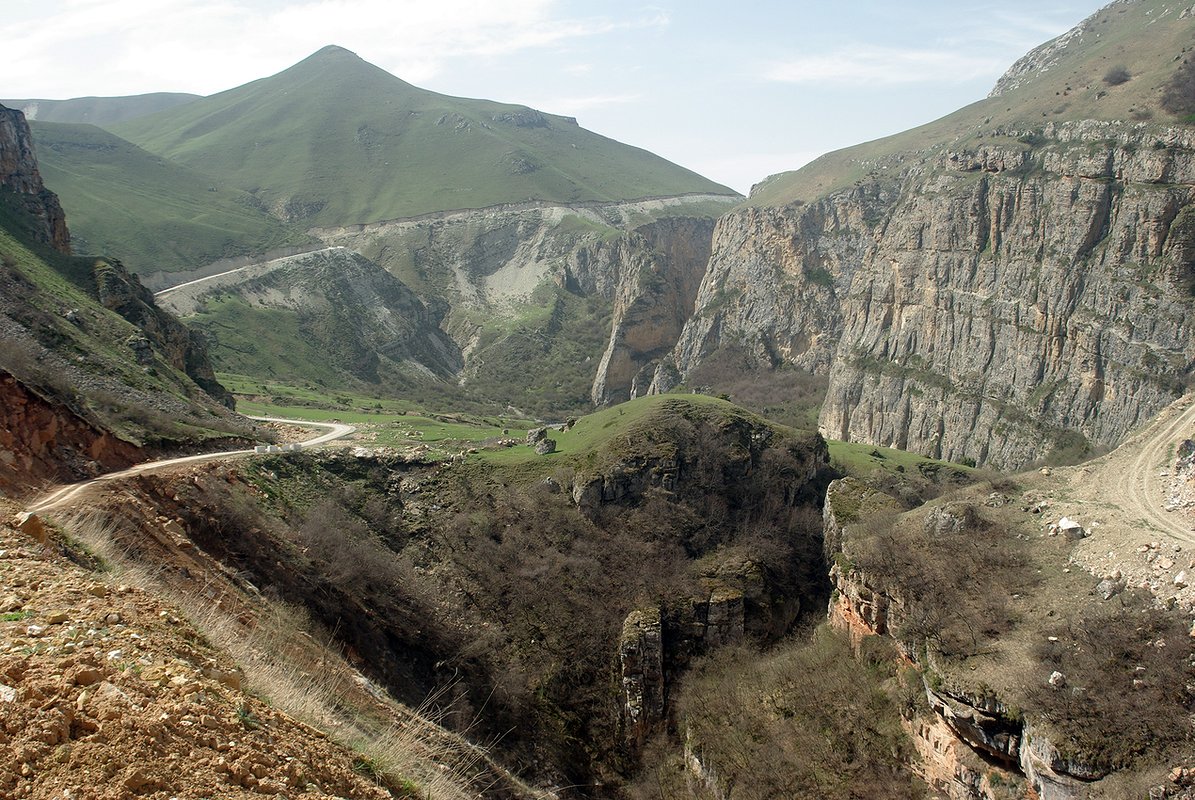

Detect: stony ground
0,498,396,800
1035,393,1195,610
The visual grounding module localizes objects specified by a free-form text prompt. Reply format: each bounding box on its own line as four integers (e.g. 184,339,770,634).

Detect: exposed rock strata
310,197,734,403
581,217,714,404
661,122,1195,468
159,248,462,383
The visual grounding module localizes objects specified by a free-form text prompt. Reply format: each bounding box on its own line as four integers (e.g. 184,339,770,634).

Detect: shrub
1162,58,1195,117
1103,65,1131,86
651,627,922,800
1026,599,1194,772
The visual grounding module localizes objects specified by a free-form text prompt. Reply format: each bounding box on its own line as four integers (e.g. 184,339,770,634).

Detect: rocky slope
820,473,1194,800
655,0,1195,468
0,370,141,495
158,247,462,386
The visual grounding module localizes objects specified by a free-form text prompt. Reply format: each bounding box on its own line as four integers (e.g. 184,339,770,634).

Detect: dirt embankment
0,498,396,800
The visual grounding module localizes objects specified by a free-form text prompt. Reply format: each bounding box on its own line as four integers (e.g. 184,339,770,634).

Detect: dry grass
57,510,540,800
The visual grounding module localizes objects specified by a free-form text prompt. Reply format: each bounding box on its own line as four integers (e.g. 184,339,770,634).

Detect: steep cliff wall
574,217,715,404
665,122,1195,467
0,104,69,253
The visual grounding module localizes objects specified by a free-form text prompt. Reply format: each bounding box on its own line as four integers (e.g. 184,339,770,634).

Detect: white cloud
1,0,668,97
536,93,643,114
763,46,1006,87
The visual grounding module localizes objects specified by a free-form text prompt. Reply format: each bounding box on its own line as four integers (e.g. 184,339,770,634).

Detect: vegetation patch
630,626,921,800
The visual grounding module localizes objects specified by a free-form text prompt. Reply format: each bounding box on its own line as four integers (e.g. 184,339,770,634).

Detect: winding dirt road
25,416,355,515
1112,394,1195,544
1065,392,1195,547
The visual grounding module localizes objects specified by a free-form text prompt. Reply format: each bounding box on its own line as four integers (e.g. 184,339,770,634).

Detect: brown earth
1039,392,1195,607
0,497,397,800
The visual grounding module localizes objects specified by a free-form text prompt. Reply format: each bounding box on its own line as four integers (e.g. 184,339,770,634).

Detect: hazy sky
5,0,1108,193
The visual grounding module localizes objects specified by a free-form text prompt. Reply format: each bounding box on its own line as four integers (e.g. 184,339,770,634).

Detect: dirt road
25,416,355,515
1089,393,1195,546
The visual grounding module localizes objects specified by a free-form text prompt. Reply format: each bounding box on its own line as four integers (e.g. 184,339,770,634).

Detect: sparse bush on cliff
1102,65,1131,86
851,503,1029,658
631,626,920,800
1027,599,1194,773
1162,58,1195,117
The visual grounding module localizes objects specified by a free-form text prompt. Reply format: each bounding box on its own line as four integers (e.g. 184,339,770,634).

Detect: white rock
0,684,15,703
1048,671,1066,687
1175,571,1188,588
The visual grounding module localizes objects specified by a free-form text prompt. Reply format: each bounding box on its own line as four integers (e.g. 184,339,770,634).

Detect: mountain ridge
108,44,737,228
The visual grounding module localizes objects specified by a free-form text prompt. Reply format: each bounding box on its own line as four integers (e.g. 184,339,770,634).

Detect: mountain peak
309,44,359,60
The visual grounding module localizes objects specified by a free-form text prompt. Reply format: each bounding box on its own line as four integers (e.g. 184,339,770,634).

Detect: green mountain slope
113,45,736,226
2,93,199,126
31,121,314,275
750,0,1195,207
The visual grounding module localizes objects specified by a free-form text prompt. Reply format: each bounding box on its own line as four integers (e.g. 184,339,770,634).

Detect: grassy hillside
113,45,736,226
3,93,199,126
0,224,246,446
31,121,313,275
750,0,1195,207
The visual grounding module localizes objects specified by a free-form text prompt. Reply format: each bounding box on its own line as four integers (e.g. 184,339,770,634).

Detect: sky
4,0,1109,194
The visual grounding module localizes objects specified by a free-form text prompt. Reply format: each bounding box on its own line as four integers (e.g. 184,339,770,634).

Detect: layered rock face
579,217,714,404
0,104,69,253
92,259,234,407
663,122,1195,467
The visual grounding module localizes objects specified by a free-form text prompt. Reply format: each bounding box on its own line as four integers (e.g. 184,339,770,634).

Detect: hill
2,92,199,126
29,121,313,276
0,104,248,492
112,45,737,227
750,0,1195,207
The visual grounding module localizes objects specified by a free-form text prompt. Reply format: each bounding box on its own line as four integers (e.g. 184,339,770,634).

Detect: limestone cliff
577,217,714,405
0,104,69,253
662,122,1195,467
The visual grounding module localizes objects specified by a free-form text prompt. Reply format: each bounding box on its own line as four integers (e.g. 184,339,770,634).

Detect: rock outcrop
0,104,69,253
619,608,665,750
661,122,1195,468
